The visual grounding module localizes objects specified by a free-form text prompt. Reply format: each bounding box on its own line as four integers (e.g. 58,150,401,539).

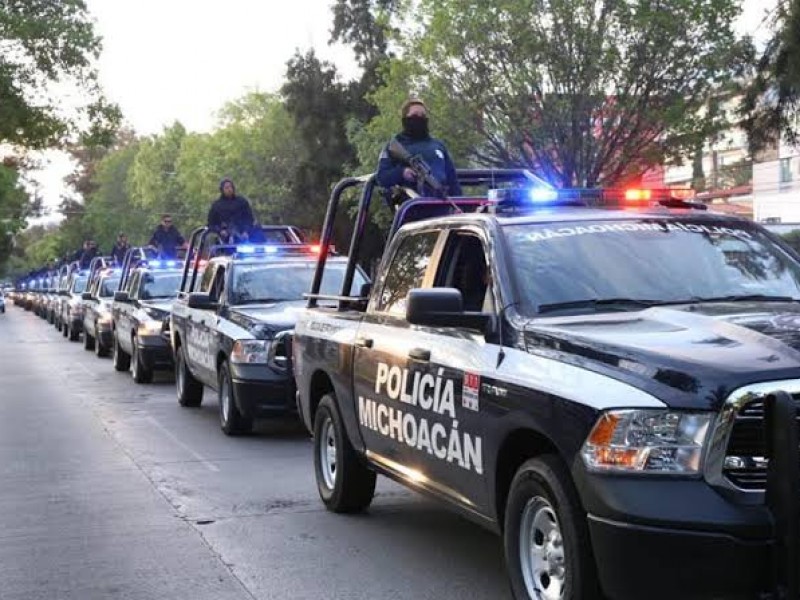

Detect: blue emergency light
145,260,178,269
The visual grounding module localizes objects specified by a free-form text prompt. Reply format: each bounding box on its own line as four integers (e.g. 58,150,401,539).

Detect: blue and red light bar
488,186,701,211
210,243,335,258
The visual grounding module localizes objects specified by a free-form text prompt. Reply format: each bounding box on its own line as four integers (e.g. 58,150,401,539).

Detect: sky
27,0,359,223
25,0,778,223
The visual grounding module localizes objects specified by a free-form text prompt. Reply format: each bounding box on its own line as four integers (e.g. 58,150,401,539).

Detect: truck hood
141,300,173,315
225,300,304,339
523,301,800,410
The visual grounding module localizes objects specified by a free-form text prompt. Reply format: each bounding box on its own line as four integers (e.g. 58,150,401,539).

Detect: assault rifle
387,138,448,199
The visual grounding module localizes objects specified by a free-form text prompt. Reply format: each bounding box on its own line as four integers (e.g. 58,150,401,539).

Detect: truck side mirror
114,291,130,303
406,288,492,332
81,292,93,301
187,292,218,310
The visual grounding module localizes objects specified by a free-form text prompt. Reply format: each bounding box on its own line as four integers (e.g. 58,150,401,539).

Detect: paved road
0,307,509,599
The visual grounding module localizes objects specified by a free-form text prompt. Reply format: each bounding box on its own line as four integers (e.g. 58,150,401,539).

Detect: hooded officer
376,98,461,197
207,178,255,241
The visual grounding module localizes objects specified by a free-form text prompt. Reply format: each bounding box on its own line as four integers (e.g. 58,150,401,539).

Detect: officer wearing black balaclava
376,98,461,197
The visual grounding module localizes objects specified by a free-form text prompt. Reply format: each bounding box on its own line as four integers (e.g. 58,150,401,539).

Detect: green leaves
0,0,116,148
365,0,749,187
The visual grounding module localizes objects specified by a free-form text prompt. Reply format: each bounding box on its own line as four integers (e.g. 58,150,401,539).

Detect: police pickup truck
171,225,367,436
294,173,800,600
112,251,183,383
60,268,89,341
81,265,120,357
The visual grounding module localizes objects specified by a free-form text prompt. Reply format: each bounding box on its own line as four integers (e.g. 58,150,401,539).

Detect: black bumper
588,514,770,599
230,363,296,418
576,473,774,599
138,335,173,370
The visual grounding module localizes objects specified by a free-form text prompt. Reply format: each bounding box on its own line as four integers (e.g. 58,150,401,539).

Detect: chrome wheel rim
319,417,337,490
220,372,231,423
520,497,566,600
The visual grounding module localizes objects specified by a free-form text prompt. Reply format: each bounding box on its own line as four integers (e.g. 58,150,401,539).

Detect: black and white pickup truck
293,174,800,600
112,250,183,383
170,225,367,435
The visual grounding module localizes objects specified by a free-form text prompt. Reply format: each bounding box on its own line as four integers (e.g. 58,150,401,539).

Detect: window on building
780,158,793,183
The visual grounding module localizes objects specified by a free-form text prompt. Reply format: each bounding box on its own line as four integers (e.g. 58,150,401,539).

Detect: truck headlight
98,311,113,326
581,410,712,474
137,320,163,336
231,340,268,364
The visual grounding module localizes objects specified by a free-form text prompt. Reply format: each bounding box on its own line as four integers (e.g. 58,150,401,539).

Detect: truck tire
131,337,153,383
176,344,203,407
112,333,131,372
95,327,110,357
218,361,253,436
504,456,600,600
83,327,95,351
313,394,376,513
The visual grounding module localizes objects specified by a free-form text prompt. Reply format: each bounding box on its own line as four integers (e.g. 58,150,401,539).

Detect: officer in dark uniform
207,178,255,242
110,232,130,265
376,98,462,197
148,214,185,258
78,240,99,270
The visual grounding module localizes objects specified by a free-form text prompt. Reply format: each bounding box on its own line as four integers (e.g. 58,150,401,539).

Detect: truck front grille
723,396,800,491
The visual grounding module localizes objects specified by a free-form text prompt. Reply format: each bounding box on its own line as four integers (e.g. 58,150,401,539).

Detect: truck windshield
99,277,120,298
230,262,366,305
140,272,182,299
503,219,800,315
72,276,88,294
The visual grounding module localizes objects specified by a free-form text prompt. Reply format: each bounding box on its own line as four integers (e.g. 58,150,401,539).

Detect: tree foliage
0,0,119,148
740,0,800,153
368,0,749,187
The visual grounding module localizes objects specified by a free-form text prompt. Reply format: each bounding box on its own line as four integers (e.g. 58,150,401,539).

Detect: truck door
186,264,224,386
352,230,443,484
117,272,140,355
411,228,499,512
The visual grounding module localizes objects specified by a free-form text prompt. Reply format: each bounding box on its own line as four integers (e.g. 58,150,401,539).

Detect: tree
0,161,33,272
128,122,189,222
740,0,800,152
177,92,303,231
367,0,749,187
281,51,358,230
0,0,119,148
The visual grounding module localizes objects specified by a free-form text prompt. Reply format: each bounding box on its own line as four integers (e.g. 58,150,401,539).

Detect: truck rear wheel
504,456,600,600
313,394,375,513
176,344,203,407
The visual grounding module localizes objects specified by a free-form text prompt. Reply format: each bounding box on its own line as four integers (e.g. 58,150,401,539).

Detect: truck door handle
408,348,431,362
355,337,373,348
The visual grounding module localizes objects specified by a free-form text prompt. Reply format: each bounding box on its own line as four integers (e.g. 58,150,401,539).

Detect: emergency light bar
142,259,179,269
487,186,703,212
210,243,334,258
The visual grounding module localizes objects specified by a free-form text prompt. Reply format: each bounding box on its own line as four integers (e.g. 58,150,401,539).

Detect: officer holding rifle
376,98,462,199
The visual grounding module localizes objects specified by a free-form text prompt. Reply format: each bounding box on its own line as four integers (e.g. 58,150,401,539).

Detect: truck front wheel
504,456,600,600
313,394,375,513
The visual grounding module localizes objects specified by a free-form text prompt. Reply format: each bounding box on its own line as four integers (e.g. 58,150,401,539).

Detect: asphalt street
0,307,509,600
